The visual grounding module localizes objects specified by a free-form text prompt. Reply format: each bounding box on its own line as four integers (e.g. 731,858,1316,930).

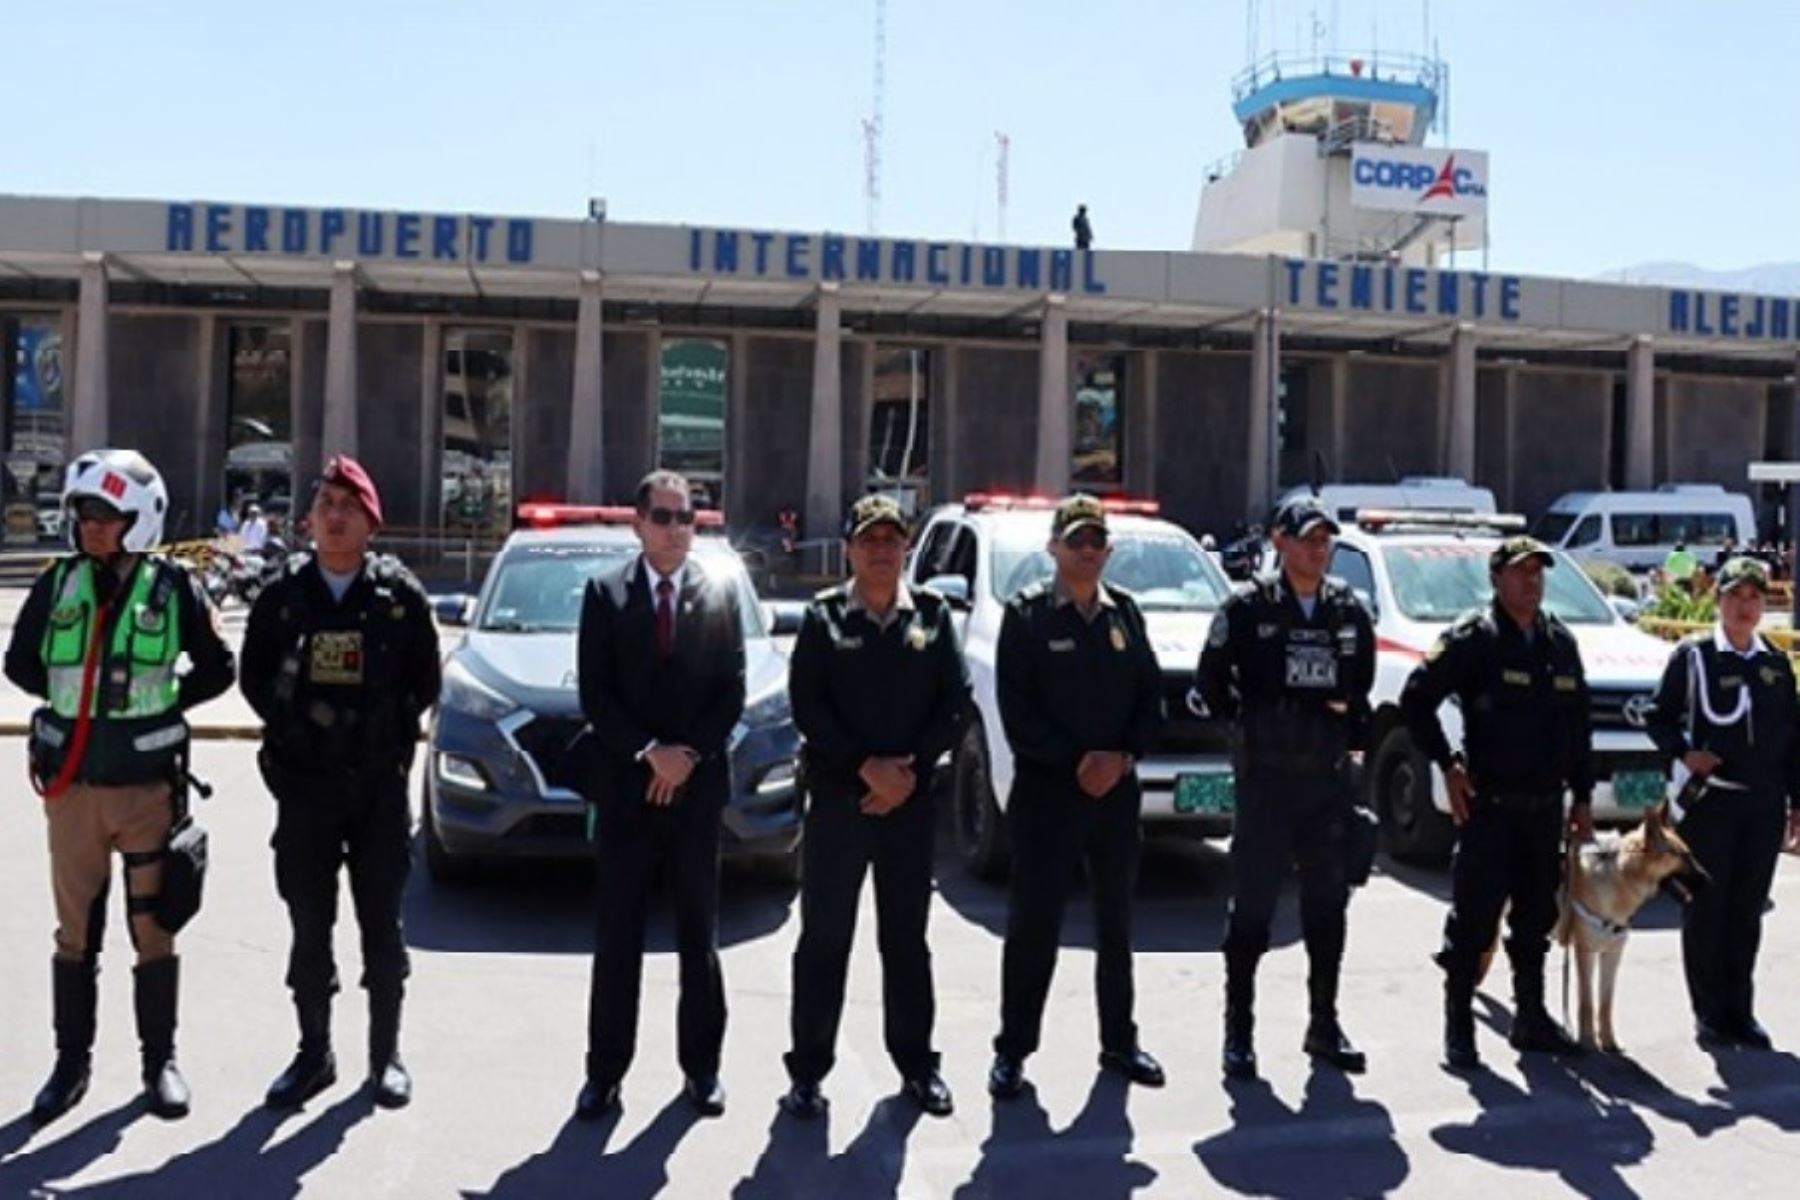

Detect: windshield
990,529,1232,611
1532,511,1577,544
1382,544,1615,625
478,546,765,639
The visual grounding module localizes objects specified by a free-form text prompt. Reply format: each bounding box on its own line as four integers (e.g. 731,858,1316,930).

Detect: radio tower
994,131,1010,242
862,0,886,235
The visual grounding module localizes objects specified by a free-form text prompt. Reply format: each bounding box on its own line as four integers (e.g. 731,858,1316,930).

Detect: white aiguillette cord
1669,639,1753,821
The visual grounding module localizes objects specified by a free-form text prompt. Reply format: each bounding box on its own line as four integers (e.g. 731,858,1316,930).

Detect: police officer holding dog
1645,555,1800,1049
988,494,1166,1099
241,456,441,1111
5,449,235,1123
1402,535,1592,1070
1196,495,1375,1080
780,494,970,1119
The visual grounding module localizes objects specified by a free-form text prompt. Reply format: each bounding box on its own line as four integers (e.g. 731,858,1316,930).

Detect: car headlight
440,657,519,722
743,687,791,729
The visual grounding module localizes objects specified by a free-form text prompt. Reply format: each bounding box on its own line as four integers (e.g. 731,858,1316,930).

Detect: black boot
1222,954,1258,1081
32,958,97,1125
1303,955,1366,1073
134,956,190,1119
266,994,337,1110
1443,968,1481,1071
367,989,411,1109
1508,952,1582,1055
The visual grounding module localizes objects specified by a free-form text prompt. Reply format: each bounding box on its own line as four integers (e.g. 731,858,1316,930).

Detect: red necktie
655,578,674,657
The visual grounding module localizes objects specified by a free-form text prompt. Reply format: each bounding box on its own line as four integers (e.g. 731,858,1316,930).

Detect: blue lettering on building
1017,249,1041,289
243,207,270,253
785,234,811,278
281,210,307,254
715,230,739,273
1316,262,1338,308
855,239,881,281
821,235,846,280
505,220,532,264
982,246,1006,287
320,210,346,255
1284,258,1525,325
395,214,421,259
469,217,494,261
751,232,774,275
433,216,458,260
926,243,950,285
205,205,232,253
1050,250,1073,292
1404,269,1427,314
891,242,916,283
356,213,384,257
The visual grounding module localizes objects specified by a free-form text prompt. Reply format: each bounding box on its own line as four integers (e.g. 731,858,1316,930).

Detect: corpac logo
1351,146,1489,216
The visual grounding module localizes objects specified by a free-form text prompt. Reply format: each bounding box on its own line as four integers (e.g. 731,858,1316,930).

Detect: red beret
320,455,383,527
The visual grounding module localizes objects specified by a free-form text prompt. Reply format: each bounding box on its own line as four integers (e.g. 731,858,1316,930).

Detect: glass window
1329,544,1378,611
222,324,293,537
1663,512,1735,546
441,329,514,539
869,347,929,515
1569,515,1602,548
1382,544,1615,625
3,315,65,542
479,543,763,640
1609,513,1658,547
657,338,728,510
1532,511,1576,544
989,528,1231,610
1072,352,1124,489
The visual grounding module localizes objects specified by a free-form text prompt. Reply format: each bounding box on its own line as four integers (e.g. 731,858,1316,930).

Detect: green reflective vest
40,556,182,720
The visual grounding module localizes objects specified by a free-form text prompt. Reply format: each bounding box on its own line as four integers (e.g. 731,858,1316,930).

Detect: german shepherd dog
1477,801,1707,1053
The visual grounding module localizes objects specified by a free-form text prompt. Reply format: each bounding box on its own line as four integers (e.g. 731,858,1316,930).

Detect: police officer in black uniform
1644,556,1800,1049
1401,535,1591,1070
988,494,1166,1099
240,456,441,1110
780,494,971,1120
1195,496,1375,1080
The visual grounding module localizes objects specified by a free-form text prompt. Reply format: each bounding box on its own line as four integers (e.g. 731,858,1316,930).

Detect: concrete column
933,344,961,504
1127,350,1159,496
1246,309,1280,519
567,270,605,503
1445,323,1478,479
1501,367,1520,511
1625,334,1655,490
418,323,443,533
725,332,750,531
1328,355,1349,473
70,253,109,452
1034,295,1071,495
192,315,219,526
321,262,358,458
804,283,844,538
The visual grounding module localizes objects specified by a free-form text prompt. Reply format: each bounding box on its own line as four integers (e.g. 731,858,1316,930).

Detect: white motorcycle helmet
62,449,169,554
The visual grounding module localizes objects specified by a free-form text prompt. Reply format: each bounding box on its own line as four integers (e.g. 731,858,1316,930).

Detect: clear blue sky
8,0,1790,279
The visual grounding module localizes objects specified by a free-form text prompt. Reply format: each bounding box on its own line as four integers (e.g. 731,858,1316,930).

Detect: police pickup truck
906,494,1237,879
1327,511,1674,864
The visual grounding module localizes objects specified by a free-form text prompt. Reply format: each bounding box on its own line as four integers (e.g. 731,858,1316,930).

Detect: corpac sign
1350,144,1489,218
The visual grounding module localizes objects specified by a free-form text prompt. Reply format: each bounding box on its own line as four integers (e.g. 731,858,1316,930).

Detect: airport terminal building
2,192,1797,553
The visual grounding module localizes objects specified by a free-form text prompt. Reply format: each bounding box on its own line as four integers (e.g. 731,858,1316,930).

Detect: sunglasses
71,498,125,524
1062,527,1109,550
643,506,697,527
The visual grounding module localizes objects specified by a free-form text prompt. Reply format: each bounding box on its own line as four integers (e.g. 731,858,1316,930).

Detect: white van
1532,485,1757,572
1274,477,1497,526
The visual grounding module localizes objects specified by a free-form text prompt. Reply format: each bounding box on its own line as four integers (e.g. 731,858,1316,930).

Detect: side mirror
1607,595,1641,623
923,575,971,610
434,594,475,627
762,601,806,637
1352,587,1379,617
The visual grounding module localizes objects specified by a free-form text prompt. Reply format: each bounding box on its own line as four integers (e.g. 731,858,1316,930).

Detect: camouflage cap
1489,535,1556,572
845,493,908,540
1717,555,1770,594
1050,493,1109,540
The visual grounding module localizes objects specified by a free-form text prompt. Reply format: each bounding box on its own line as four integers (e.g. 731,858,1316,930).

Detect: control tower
1192,48,1487,266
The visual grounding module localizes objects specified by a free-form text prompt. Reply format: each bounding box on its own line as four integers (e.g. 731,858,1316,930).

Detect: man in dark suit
574,469,746,1119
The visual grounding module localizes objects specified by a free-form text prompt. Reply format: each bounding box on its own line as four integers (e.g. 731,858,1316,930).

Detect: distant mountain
1598,262,1800,294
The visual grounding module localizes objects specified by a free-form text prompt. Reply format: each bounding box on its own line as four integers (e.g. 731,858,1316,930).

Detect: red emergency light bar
516,502,726,530
1354,509,1525,533
963,492,1161,516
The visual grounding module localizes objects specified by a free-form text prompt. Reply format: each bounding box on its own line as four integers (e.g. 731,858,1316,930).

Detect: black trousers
268,759,412,1004
1221,765,1352,1013
586,792,726,1086
1678,788,1786,1026
995,770,1141,1061
785,786,937,1085
1437,792,1562,982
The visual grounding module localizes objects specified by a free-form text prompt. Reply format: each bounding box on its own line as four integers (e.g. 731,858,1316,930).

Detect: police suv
423,504,803,883
907,494,1237,879
1328,511,1673,864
